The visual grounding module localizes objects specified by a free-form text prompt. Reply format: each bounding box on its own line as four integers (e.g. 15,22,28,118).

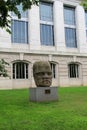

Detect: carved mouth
42,80,51,84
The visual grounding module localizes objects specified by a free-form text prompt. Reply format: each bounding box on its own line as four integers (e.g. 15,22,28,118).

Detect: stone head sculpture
33,61,52,87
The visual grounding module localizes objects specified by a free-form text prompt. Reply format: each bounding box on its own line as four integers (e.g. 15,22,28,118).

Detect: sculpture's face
33,61,52,87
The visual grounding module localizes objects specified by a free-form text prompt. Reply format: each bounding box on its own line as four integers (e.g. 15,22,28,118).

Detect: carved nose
44,73,49,77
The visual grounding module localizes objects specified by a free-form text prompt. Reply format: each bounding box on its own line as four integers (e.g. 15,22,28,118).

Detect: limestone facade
0,0,87,89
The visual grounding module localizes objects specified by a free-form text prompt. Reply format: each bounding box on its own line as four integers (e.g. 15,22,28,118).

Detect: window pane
11,20,28,43
40,2,53,21
86,30,87,40
50,63,56,78
64,6,75,25
85,11,87,27
65,28,77,48
40,24,54,46
13,64,15,79
16,63,20,78
69,64,79,78
26,64,28,79
11,4,28,18
13,62,28,79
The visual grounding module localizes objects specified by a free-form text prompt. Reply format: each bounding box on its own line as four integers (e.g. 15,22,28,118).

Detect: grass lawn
0,87,87,130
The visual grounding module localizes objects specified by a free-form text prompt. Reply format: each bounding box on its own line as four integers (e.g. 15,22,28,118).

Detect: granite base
29,87,58,102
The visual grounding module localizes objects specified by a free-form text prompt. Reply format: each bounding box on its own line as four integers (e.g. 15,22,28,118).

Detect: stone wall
0,52,87,89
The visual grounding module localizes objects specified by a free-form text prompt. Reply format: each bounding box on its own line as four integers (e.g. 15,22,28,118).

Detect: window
11,4,28,44
40,24,54,45
13,62,28,79
64,6,77,48
64,6,75,25
11,4,28,18
40,2,53,21
68,63,79,78
11,20,28,43
40,2,54,46
85,11,87,27
50,63,56,78
65,28,77,48
85,11,87,40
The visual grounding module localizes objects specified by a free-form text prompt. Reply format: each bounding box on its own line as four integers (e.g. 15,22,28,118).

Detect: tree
81,0,87,10
0,0,39,33
0,59,9,77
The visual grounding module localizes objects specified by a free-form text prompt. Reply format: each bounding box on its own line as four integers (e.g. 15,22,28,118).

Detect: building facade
0,0,87,89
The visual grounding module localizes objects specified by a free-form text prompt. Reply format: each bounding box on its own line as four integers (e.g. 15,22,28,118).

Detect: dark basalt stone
33,61,52,87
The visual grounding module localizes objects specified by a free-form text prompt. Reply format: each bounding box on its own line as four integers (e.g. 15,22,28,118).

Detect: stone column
53,1,65,52
29,5,40,50
76,5,87,53
0,29,11,48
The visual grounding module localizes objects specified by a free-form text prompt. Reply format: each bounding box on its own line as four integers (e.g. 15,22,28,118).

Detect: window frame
13,62,29,79
64,5,77,48
68,63,79,78
40,1,54,46
11,4,28,44
65,27,77,48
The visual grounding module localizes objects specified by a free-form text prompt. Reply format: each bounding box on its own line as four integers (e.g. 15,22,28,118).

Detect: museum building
0,0,87,89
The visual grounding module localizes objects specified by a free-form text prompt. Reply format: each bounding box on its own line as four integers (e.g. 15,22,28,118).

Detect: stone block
29,87,58,102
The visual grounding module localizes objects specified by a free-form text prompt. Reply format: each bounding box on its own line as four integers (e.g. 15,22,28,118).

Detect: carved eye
36,72,45,76
47,72,52,75
35,72,52,76
39,72,45,76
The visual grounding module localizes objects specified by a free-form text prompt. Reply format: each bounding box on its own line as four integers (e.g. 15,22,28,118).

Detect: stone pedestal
29,87,58,102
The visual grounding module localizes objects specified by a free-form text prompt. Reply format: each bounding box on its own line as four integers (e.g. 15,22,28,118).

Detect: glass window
50,63,56,78
11,4,28,18
11,20,28,43
85,11,87,27
68,63,79,78
65,28,77,48
13,62,28,79
85,11,87,40
11,4,28,44
40,2,53,21
64,6,77,48
64,6,75,25
86,30,87,39
40,2,54,46
40,24,54,46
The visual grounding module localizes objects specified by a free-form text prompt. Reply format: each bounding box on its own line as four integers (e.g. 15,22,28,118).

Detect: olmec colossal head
33,61,52,87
